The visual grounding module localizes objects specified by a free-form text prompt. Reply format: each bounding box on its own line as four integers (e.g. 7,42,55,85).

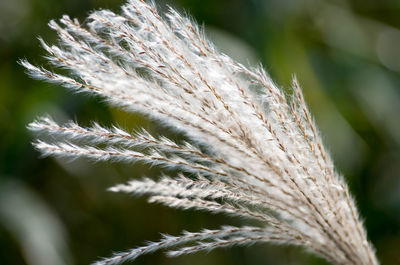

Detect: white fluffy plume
23,1,378,265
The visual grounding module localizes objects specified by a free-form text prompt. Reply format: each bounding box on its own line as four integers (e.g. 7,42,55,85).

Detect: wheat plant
22,0,379,264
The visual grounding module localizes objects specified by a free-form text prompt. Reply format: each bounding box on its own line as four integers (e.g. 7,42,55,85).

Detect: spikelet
23,1,378,264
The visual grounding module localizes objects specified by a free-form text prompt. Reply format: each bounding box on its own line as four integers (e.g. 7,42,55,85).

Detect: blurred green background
1,0,400,264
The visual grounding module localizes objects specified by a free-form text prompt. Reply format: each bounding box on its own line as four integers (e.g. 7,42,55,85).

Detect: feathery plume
23,1,378,264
